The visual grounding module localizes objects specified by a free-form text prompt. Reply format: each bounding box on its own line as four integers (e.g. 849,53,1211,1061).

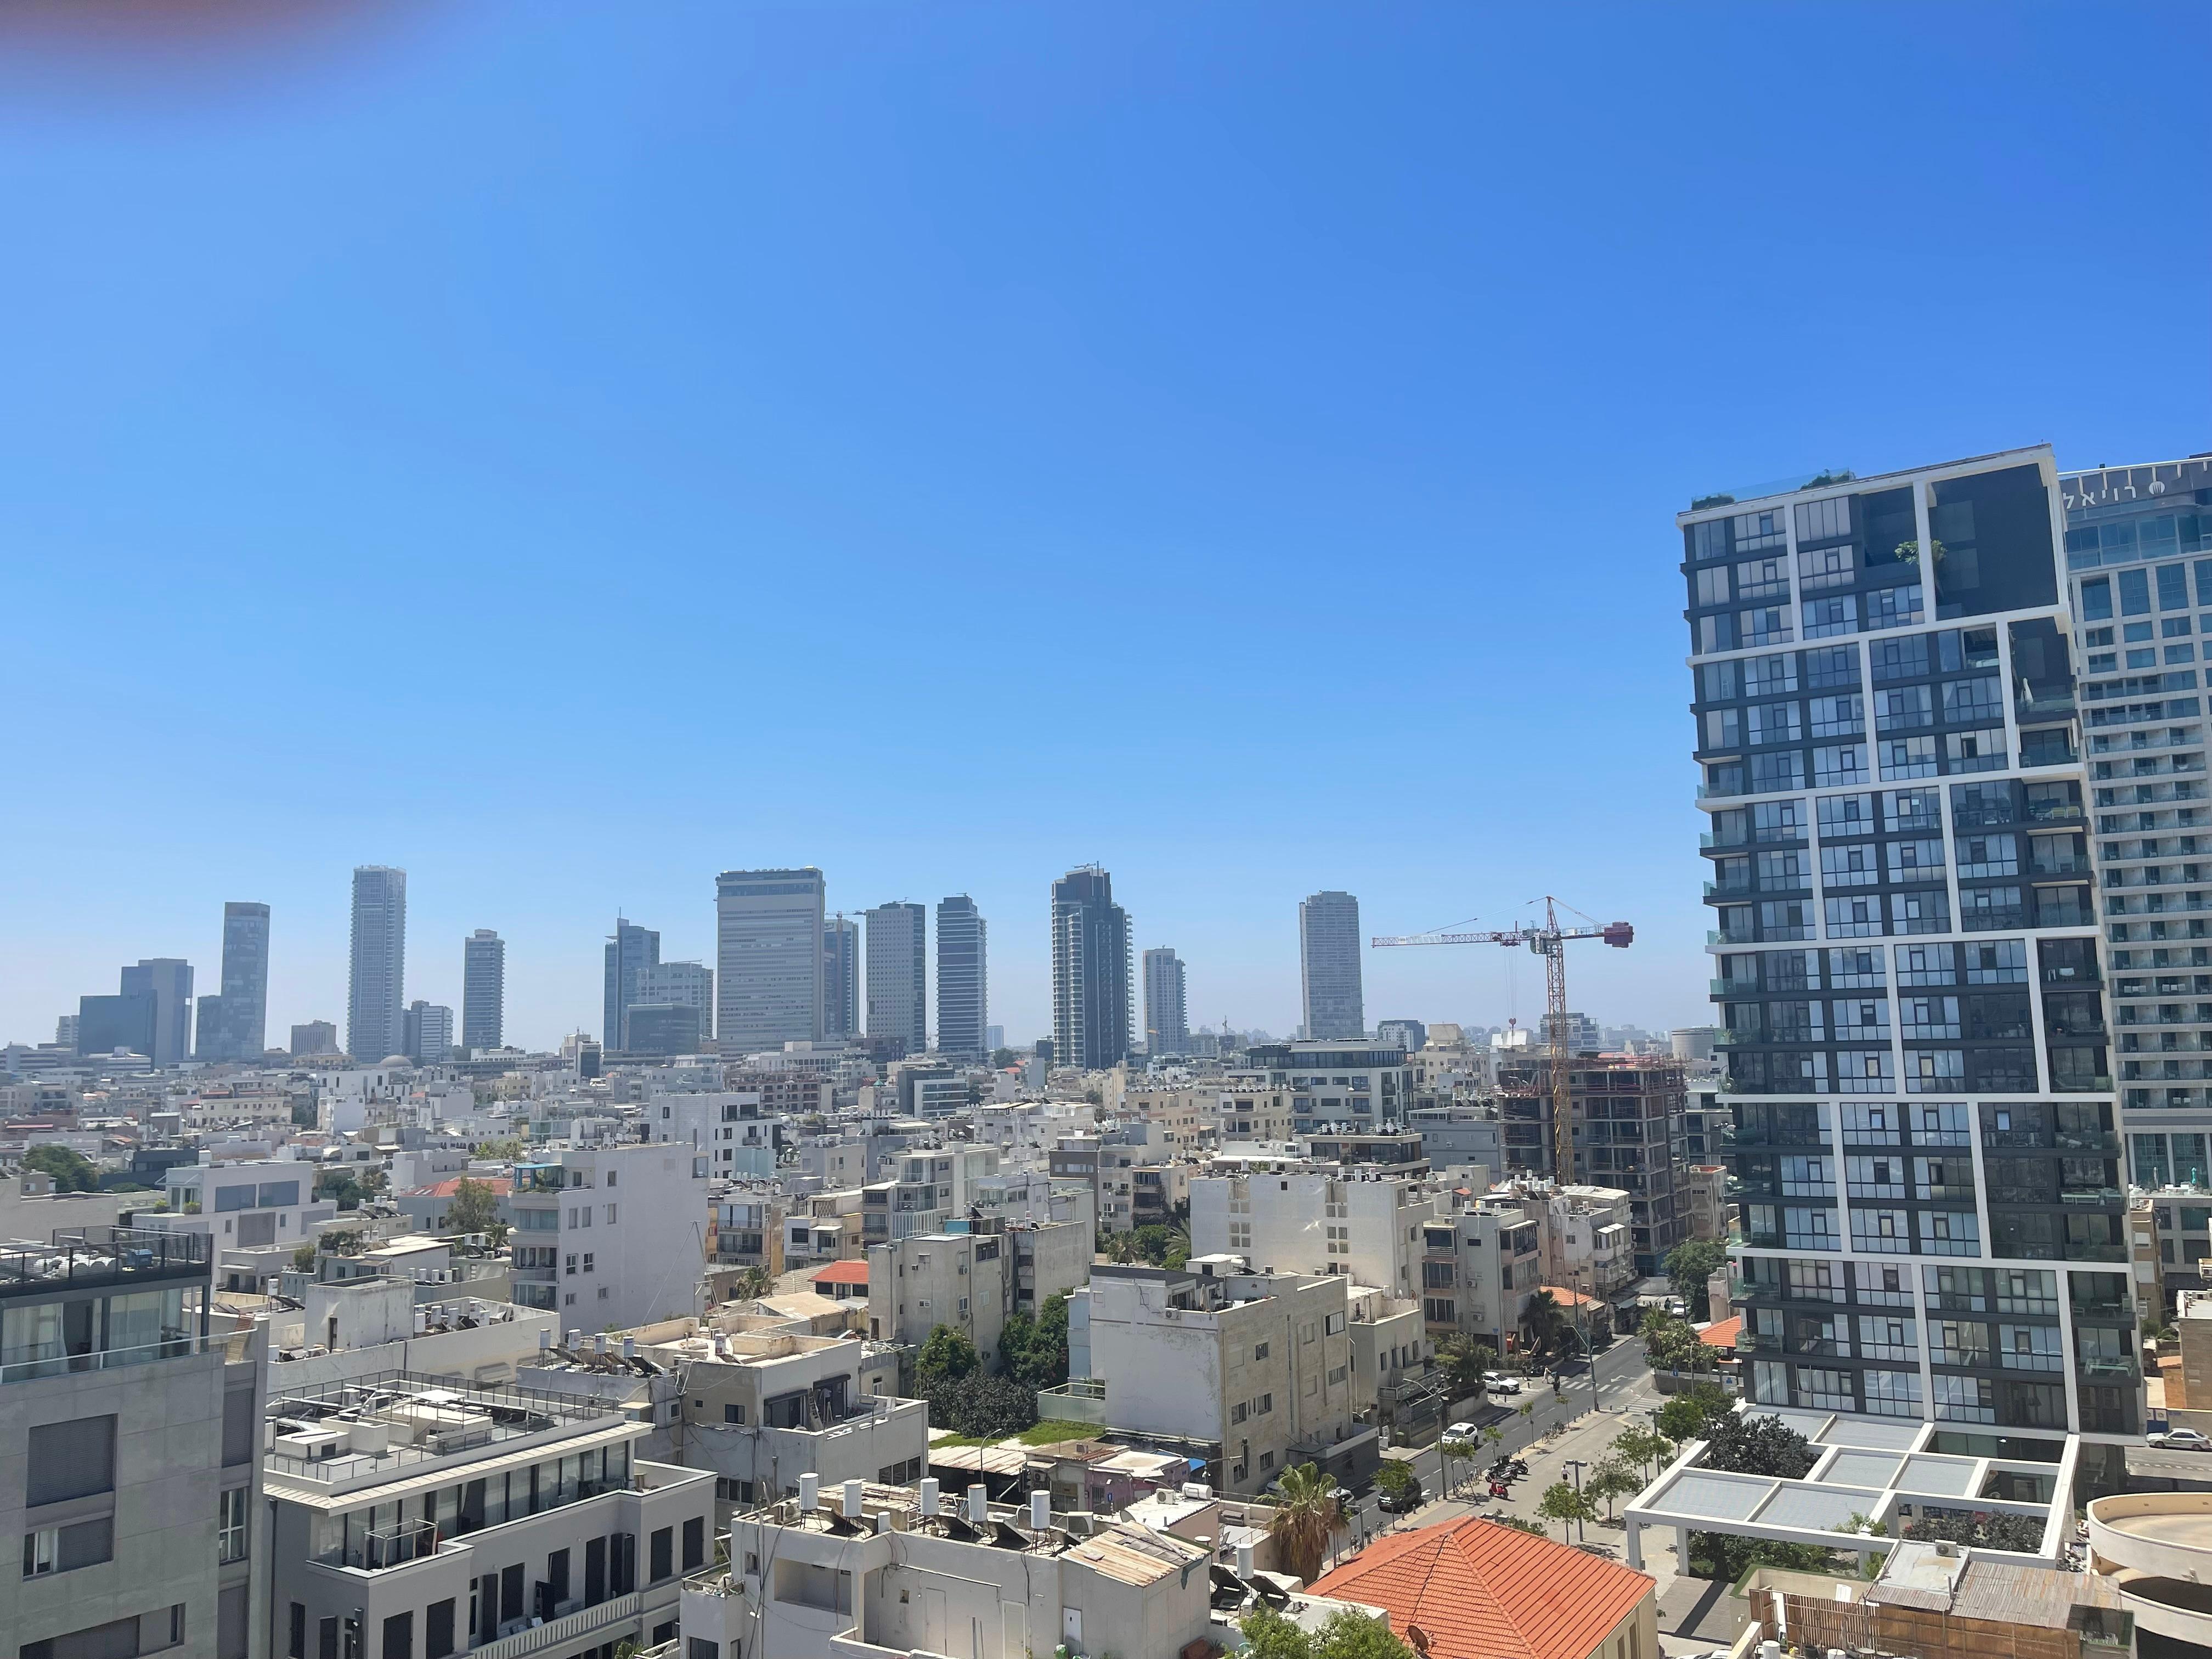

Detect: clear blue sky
2,4,2205,1052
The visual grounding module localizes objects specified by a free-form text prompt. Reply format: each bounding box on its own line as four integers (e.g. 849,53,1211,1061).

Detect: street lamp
1564,1458,1588,1542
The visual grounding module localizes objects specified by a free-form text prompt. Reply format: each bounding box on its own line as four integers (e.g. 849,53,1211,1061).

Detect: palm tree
731,1265,772,1302
1265,1463,1341,1585
1434,1334,1496,1400
1521,1290,1568,1359
1480,1424,1505,1461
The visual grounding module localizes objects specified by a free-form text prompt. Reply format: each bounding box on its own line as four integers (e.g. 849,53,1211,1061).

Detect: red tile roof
403,1176,512,1198
812,1260,871,1286
1538,1285,1604,1310
1307,1514,1652,1659
1697,1314,1743,1349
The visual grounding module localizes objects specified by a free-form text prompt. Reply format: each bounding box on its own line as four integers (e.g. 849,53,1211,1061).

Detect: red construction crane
1372,897,1633,1183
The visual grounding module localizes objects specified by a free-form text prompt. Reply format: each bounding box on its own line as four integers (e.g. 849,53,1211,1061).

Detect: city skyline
2,10,2200,1054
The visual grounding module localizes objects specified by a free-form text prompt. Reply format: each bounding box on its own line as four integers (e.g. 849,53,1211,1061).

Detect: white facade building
507,1143,710,1331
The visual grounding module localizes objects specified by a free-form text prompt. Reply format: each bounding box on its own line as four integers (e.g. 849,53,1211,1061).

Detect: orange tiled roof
1538,1285,1604,1310
812,1260,871,1286
1698,1314,1743,1349
403,1176,512,1198
1307,1514,1652,1659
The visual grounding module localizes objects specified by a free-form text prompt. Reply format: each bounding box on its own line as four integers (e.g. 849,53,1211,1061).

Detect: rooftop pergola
1621,1406,2076,1573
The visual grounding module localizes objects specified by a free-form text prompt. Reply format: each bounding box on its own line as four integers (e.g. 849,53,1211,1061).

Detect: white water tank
843,1480,864,1519
919,1478,940,1516
800,1472,820,1511
967,1484,988,1526
1031,1492,1051,1533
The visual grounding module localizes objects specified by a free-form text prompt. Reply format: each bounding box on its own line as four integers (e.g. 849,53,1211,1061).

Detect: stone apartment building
1188,1166,1424,1299
866,1218,1091,1370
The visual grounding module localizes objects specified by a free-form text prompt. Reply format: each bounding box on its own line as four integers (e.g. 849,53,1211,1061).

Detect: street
1330,1342,1716,1656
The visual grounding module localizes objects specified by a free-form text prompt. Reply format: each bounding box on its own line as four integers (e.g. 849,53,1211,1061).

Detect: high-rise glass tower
716,868,825,1056
823,915,859,1040
1689,447,2134,1474
603,917,660,1052
2057,456,2212,1190
348,866,407,1061
195,901,269,1060
120,958,193,1066
1299,891,1364,1040
1051,866,1131,1070
866,901,928,1059
462,929,505,1052
404,999,454,1064
1143,946,1189,1057
936,895,988,1061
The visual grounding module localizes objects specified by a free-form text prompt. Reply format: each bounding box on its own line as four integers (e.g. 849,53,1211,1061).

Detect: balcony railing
468,1592,646,1659
1,1328,209,1386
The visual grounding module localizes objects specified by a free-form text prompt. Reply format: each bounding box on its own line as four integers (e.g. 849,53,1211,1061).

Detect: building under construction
1496,1050,1689,1277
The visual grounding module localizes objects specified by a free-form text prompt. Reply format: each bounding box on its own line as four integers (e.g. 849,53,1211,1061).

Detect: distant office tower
77,990,155,1057
866,902,928,1059
462,929,505,1051
290,1019,339,1057
121,958,194,1065
194,901,270,1060
1377,1018,1426,1053
625,1002,702,1056
1539,1009,1602,1053
1051,866,1132,1070
985,1024,1005,1053
936,895,988,1061
1143,947,1189,1057
602,916,661,1052
823,915,860,1039
348,865,408,1060
716,867,826,1054
54,1014,77,1050
404,1000,454,1064
1299,890,1365,1040
635,961,713,1049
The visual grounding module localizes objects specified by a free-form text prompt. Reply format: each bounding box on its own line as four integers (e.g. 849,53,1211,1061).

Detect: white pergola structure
1621,1406,2077,1575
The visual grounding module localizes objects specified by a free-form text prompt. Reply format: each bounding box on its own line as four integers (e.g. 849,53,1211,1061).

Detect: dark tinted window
1931,465,2058,618
28,1415,115,1506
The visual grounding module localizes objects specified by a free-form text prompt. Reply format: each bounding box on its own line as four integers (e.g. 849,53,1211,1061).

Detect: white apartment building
860,1147,999,1246
642,1326,929,1524
1417,1202,1543,1352
507,1143,709,1331
1504,1178,1637,1301
155,1156,339,1254
1188,1167,1424,1298
647,1089,780,1178
866,1220,1091,1368
1075,1259,1372,1494
703,1481,1210,1659
262,1372,714,1659
0,1226,263,1659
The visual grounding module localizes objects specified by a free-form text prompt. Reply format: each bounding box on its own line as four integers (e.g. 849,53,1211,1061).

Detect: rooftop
1307,1514,1652,1659
263,1370,635,1491
0,1224,210,1300
811,1259,871,1286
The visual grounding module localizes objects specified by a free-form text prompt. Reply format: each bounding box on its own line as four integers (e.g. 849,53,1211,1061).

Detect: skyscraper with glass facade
1052,866,1131,1071
1299,890,1365,1041
935,895,988,1062
865,901,927,1059
716,868,825,1055
603,916,659,1053
1689,445,2136,1481
462,928,505,1052
2059,456,2212,1199
347,865,407,1061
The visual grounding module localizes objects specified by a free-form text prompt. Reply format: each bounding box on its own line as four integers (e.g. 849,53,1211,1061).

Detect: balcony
470,1592,649,1659
0,1226,210,1299
2,1327,214,1386
1034,1379,1108,1426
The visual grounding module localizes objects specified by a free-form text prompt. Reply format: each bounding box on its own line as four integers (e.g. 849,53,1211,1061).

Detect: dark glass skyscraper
1299,890,1364,1040
603,916,659,1052
463,929,505,1052
348,866,407,1061
823,915,859,1040
1051,866,1131,1070
1687,445,2134,1466
936,895,988,1061
197,901,269,1060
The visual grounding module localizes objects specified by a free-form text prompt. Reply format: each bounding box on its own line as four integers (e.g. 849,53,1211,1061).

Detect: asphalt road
1336,1341,1666,1561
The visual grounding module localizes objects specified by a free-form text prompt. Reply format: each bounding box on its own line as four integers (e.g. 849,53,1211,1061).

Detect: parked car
1376,1481,1423,1513
1482,1372,1522,1395
2149,1428,2212,1451
1443,1421,1483,1442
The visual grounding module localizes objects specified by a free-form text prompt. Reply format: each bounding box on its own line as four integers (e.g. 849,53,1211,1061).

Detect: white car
2150,1428,2212,1451
1482,1372,1522,1395
1443,1422,1483,1443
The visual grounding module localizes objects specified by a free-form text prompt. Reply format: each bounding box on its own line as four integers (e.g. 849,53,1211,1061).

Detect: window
425,1602,455,1659
290,1607,307,1659
724,1402,745,1423
22,1516,112,1578
383,1612,412,1659
218,1486,249,1563
27,1416,115,1507
1252,1342,1269,1361
650,1527,673,1582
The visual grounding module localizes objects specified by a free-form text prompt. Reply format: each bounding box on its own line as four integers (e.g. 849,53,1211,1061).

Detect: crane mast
1371,897,1634,1187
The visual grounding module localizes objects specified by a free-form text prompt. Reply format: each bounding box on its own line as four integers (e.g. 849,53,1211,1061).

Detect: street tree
1536,1480,1597,1544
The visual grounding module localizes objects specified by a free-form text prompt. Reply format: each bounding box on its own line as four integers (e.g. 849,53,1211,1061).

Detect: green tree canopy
1000,1294,1071,1390
916,1325,980,1387
1536,1480,1598,1543
1702,1411,1815,1479
1655,1383,1732,1443
1240,1606,1417,1659
1665,1239,1731,1320
22,1144,98,1192
446,1177,501,1237
1266,1463,1341,1585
